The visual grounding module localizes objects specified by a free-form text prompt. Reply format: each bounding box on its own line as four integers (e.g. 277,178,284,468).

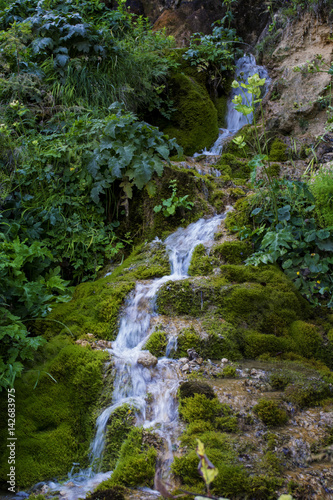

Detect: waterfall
196,53,270,156
44,212,229,500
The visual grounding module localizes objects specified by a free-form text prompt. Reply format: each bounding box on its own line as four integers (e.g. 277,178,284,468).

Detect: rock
87,333,95,338
31,482,46,493
137,352,158,368
221,358,229,363
196,358,203,365
178,380,215,400
187,348,199,360
181,363,190,372
178,357,189,364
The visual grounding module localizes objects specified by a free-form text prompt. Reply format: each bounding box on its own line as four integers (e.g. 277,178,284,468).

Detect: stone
187,348,199,360
178,357,189,364
221,358,229,363
181,363,190,372
137,352,158,368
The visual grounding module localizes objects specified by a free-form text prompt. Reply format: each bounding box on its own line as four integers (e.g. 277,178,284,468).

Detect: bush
310,162,333,228
253,399,288,427
284,379,332,408
178,380,215,400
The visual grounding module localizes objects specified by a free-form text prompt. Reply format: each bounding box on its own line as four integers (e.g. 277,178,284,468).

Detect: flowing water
196,53,270,156
45,213,229,500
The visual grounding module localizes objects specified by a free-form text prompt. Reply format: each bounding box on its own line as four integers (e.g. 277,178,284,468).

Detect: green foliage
183,19,242,94
219,365,237,378
153,179,193,217
253,400,288,427
178,381,216,401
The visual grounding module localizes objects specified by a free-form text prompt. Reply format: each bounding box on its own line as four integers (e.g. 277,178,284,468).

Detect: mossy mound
224,196,252,231
86,486,126,500
102,404,136,471
143,328,167,357
212,240,252,265
0,339,108,488
284,380,333,408
97,428,158,488
188,243,219,276
164,73,219,155
213,95,228,127
269,138,287,161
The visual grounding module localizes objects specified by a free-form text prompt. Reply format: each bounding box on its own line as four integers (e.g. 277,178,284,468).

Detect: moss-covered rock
269,138,287,161
288,320,323,359
179,393,222,422
212,240,252,265
86,486,126,500
284,379,333,408
216,153,251,180
143,328,167,357
164,73,219,155
97,428,158,488
0,340,108,488
102,404,136,471
224,197,252,231
213,95,228,127
188,243,218,276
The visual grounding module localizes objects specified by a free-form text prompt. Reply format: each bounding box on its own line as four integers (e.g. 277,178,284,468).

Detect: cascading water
197,53,270,156
45,212,230,500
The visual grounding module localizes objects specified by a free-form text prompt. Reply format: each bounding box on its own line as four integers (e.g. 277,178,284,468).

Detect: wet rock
178,357,189,364
187,348,199,360
137,352,158,368
178,380,215,400
221,358,229,363
181,363,190,372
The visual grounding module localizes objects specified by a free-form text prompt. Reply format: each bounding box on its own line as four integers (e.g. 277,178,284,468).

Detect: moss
179,394,222,423
289,320,323,359
212,240,252,265
284,379,333,408
269,370,294,390
229,187,246,199
188,244,217,277
219,365,237,378
209,188,227,212
260,451,284,475
0,340,108,488
201,316,242,360
267,163,281,177
143,328,167,357
244,332,292,358
97,428,157,488
163,73,219,155
253,400,288,427
216,153,251,180
224,196,252,231
178,380,215,401
213,95,228,127
269,138,287,161
175,326,202,357
248,475,283,499
102,404,136,471
86,487,126,500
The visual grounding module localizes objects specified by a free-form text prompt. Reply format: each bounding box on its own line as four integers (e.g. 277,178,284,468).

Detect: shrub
284,379,332,408
310,162,333,228
253,399,288,427
178,380,215,400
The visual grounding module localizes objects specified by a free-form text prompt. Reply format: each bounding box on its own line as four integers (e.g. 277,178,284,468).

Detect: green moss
0,340,108,488
284,379,332,408
209,188,227,212
224,197,252,231
213,95,228,127
175,327,202,357
216,153,251,180
98,428,157,488
179,394,222,423
188,244,217,277
86,486,126,500
143,328,167,357
212,240,252,265
219,365,237,378
215,415,238,432
201,317,242,360
267,163,281,177
289,320,323,359
253,400,288,427
163,73,219,155
269,370,293,390
102,404,136,471
260,451,284,475
269,138,287,161
244,332,292,358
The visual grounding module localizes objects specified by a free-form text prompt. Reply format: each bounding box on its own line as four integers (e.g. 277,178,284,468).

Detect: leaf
90,184,104,204
251,207,262,216
316,229,330,240
146,180,156,197
55,53,69,67
31,37,53,53
155,144,169,160
316,239,333,252
120,181,133,199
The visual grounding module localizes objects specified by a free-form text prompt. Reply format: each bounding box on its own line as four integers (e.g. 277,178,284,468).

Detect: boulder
137,352,158,368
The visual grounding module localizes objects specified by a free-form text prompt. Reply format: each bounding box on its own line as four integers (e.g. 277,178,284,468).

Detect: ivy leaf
120,181,133,199
55,53,69,67
31,37,53,53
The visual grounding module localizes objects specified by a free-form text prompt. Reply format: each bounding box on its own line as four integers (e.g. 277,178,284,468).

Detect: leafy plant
153,179,193,217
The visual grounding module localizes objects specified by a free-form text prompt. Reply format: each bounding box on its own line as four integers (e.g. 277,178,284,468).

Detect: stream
39,53,269,500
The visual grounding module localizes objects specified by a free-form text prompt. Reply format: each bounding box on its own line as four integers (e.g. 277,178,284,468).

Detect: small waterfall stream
197,53,270,157
46,213,229,500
